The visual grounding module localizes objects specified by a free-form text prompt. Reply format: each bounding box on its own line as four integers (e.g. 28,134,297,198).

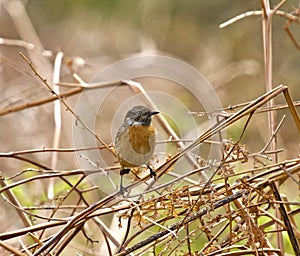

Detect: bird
114,105,159,191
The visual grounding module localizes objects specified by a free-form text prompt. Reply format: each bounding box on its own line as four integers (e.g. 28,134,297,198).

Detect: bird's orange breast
115,123,156,167
128,124,156,154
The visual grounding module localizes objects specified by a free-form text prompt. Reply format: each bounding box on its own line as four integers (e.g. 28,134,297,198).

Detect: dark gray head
125,105,159,126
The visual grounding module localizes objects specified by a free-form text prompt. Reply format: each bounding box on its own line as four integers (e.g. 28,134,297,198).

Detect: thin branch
0,37,53,57
220,9,300,29
270,181,300,255
259,115,286,154
115,190,247,256
19,52,114,157
48,51,64,200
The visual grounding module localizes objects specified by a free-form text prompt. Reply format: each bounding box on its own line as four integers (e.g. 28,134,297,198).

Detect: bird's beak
149,111,159,116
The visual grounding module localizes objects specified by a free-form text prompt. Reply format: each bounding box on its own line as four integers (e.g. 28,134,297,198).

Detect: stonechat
114,105,159,190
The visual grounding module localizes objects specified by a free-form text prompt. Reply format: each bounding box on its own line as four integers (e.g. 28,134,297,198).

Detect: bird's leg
147,164,156,178
119,168,130,193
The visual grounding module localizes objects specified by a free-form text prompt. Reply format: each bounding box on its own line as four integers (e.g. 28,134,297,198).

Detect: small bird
114,105,159,191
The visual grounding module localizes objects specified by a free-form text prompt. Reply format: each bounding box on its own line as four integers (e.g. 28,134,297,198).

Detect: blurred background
0,0,299,169
0,0,299,254
0,0,299,157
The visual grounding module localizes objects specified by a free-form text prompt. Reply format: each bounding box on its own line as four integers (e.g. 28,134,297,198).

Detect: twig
220,8,300,29
19,52,114,157
259,115,286,154
0,169,102,194
0,240,27,256
220,10,263,28
283,88,300,132
48,51,64,200
0,179,33,229
190,101,300,116
115,190,247,256
0,145,109,156
0,37,53,57
270,181,300,256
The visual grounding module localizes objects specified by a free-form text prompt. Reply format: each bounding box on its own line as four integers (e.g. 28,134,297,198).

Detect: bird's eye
137,111,142,116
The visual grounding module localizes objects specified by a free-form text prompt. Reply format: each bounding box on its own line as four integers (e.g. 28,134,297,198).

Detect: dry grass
1,80,299,255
